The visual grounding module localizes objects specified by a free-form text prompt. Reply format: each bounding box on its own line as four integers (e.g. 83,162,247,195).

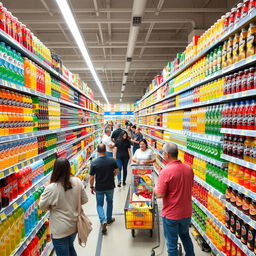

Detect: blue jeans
162,217,195,256
96,189,114,223
116,158,129,183
52,233,77,256
106,151,113,157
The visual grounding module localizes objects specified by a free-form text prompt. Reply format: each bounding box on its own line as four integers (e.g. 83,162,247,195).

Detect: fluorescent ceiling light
120,99,122,102
55,0,109,104
121,85,126,91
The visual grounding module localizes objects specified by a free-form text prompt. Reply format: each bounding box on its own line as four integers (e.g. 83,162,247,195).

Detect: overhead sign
104,111,134,116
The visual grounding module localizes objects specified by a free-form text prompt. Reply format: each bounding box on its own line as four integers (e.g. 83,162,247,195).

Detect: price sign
13,203,18,209
0,212,6,220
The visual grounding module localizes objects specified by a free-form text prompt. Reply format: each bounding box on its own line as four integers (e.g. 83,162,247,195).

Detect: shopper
102,128,115,157
39,158,88,256
131,125,136,138
131,127,143,154
126,123,133,139
113,131,131,187
111,123,123,142
155,143,195,256
132,139,156,164
89,144,119,234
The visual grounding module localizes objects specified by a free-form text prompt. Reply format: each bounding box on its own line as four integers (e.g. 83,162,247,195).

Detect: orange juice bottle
250,138,256,163
238,28,248,61
24,58,31,88
244,136,254,162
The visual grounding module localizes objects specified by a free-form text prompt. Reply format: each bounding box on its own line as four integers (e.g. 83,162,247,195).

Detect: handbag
76,179,92,247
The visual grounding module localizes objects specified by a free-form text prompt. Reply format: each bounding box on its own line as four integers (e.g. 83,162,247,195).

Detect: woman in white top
132,139,156,164
39,158,88,256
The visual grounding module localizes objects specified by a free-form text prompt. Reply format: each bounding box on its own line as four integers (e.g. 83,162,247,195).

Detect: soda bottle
242,100,250,129
248,100,256,130
237,101,245,129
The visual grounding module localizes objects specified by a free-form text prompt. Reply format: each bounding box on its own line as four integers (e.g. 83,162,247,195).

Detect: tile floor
71,170,210,256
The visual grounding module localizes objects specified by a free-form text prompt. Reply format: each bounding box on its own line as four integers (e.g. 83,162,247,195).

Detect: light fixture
55,0,109,104
120,98,122,102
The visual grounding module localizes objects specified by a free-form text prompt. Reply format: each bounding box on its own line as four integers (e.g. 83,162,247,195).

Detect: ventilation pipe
120,0,147,100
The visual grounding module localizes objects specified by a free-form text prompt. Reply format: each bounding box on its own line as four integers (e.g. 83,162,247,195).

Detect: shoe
117,182,121,187
107,218,115,225
102,222,107,234
123,181,126,186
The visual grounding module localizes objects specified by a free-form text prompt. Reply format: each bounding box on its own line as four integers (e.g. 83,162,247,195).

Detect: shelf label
13,203,18,209
23,194,27,200
0,212,6,220
0,172,4,178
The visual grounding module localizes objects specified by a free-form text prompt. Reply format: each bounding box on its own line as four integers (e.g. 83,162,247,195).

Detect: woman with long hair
113,131,131,187
39,158,88,256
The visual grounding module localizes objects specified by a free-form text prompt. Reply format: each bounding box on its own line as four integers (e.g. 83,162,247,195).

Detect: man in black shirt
111,123,123,142
89,144,119,234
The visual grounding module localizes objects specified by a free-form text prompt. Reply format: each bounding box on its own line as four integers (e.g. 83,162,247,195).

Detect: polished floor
72,170,210,256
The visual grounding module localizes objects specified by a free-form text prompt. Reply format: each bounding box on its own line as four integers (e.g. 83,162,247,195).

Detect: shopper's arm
80,181,88,204
128,148,132,161
114,168,119,176
39,185,57,211
89,175,95,194
154,172,167,198
113,146,117,159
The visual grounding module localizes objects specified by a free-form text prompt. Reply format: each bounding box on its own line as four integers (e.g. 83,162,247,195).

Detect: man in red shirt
155,142,195,256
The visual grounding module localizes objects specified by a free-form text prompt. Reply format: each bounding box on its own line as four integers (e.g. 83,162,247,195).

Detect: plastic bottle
244,137,254,161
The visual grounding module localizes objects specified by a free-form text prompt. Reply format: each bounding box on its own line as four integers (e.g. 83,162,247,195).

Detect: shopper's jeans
116,158,129,183
52,233,77,256
162,217,195,256
106,151,113,157
96,189,114,223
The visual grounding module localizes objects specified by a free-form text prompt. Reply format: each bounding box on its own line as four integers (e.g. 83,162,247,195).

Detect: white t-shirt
102,134,114,152
133,148,155,163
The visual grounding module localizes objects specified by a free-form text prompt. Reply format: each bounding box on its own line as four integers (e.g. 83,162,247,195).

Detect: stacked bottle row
0,2,98,99
0,187,46,256
0,88,103,136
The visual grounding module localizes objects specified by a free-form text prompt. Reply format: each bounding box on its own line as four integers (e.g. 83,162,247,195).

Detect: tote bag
76,179,92,247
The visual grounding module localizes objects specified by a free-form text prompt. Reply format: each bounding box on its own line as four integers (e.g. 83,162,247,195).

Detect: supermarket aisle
71,169,210,256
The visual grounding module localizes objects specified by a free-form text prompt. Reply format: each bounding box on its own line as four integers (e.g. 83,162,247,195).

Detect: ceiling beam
49,44,186,49
9,8,227,14
22,18,196,26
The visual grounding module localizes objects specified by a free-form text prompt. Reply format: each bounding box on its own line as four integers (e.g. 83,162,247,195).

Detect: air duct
120,0,147,101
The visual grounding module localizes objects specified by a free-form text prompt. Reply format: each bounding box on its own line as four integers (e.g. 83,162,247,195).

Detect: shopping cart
124,164,156,237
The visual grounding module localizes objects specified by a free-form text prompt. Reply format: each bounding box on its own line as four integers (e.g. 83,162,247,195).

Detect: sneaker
123,181,126,186
107,218,115,225
117,182,121,187
102,222,107,234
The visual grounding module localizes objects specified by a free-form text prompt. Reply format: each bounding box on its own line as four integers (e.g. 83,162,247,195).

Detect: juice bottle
244,136,254,161
227,36,234,66
238,165,245,185
233,33,240,63
222,40,228,68
239,28,248,61
246,22,256,57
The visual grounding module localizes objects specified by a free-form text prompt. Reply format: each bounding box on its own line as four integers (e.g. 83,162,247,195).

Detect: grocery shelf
139,124,223,143
191,219,225,256
136,89,256,117
75,149,97,177
136,9,256,106
40,242,54,256
0,128,103,179
142,132,227,168
0,79,103,115
194,176,225,199
193,197,255,256
0,30,101,108
220,128,256,137
226,229,255,256
11,212,50,256
223,178,256,199
0,173,51,221
0,122,102,144
225,201,256,229
221,154,256,171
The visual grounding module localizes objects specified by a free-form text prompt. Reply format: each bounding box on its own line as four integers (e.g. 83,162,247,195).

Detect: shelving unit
0,4,104,256
135,4,256,255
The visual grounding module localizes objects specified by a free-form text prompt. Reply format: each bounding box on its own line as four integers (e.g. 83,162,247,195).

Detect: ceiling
2,0,239,103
